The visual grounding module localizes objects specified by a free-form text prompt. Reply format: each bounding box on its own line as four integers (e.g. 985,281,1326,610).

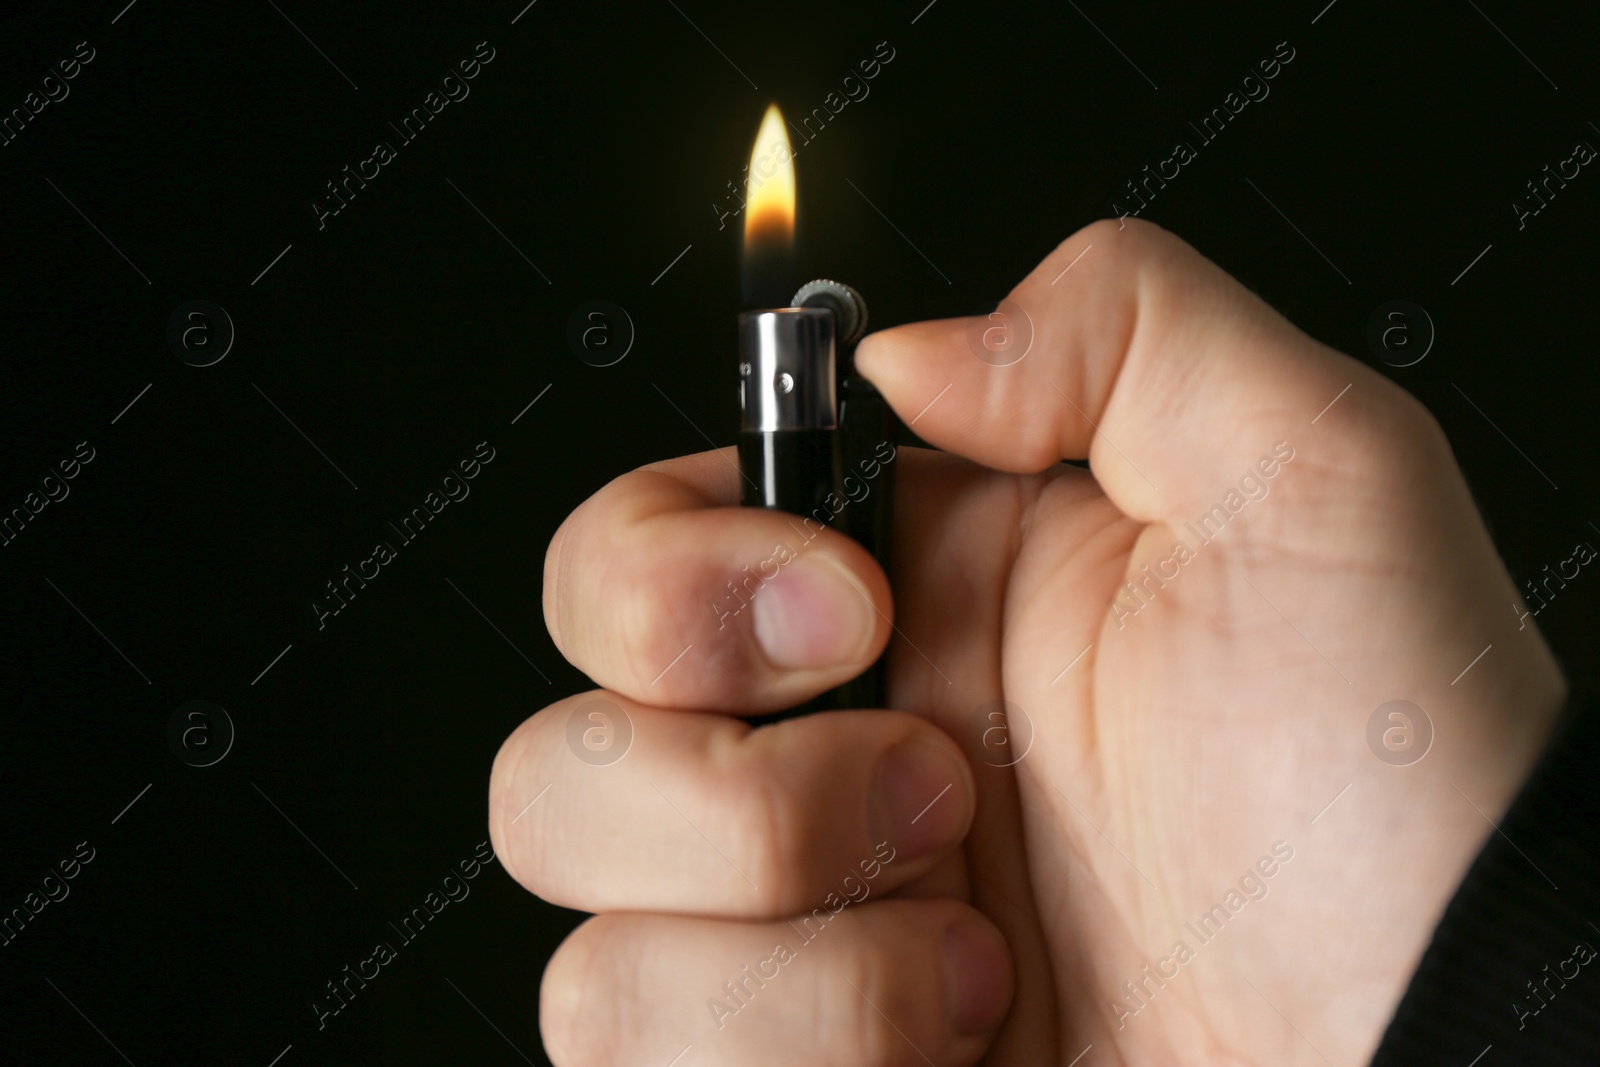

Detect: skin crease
491,219,1566,1066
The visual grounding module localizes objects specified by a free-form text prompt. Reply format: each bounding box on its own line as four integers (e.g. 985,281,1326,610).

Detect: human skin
489,219,1566,1065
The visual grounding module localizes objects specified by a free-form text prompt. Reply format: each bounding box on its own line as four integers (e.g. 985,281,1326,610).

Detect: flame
743,103,795,250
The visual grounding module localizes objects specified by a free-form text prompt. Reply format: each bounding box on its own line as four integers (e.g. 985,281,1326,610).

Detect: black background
1,0,1596,1062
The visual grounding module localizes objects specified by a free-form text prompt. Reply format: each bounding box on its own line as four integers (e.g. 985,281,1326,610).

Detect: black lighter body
831,371,894,710
738,300,892,720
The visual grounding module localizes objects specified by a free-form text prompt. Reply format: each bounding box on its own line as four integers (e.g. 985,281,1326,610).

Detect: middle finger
489,691,976,919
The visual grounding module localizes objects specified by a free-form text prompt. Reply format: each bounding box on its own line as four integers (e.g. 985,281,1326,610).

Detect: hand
489,219,1565,1066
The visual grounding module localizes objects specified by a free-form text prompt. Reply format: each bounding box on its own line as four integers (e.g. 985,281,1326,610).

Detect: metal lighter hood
738,307,838,432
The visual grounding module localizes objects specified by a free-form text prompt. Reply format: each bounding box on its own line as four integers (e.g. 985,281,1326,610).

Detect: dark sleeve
1370,692,1600,1065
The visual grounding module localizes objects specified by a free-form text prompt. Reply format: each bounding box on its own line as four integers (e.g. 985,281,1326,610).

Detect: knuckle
611,582,700,695
1083,214,1140,244
488,704,565,899
817,928,903,1067
1385,380,1450,455
542,467,670,678
540,917,624,1067
487,719,532,885
611,551,762,708
1081,214,1170,268
537,460,781,708
541,512,575,653
1329,372,1453,484
736,744,817,915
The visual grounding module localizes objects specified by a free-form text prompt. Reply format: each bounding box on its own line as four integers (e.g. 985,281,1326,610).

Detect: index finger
543,448,894,713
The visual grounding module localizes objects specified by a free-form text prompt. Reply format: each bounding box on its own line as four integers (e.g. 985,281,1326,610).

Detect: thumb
854,218,1424,525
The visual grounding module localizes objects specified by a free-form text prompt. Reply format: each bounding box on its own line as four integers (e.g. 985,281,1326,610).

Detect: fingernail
868,739,969,861
751,554,875,670
942,918,1011,1036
